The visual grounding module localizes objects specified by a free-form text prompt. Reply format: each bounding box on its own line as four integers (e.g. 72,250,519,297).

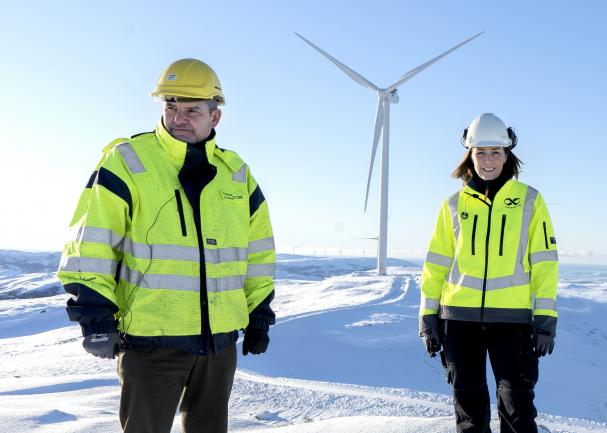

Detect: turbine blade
364,98,384,212
295,32,380,92
386,31,485,92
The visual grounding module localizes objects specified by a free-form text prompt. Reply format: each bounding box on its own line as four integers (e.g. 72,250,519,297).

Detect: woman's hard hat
462,113,516,149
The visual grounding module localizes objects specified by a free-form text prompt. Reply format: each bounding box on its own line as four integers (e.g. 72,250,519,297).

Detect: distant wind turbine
296,31,484,275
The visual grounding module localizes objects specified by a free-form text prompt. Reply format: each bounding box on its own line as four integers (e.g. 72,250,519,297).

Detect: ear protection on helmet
506,127,517,150
460,127,469,148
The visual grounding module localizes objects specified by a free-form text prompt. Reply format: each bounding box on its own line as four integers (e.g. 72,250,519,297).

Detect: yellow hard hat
150,58,225,105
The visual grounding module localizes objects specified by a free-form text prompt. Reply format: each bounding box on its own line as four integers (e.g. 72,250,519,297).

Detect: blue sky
1,0,606,263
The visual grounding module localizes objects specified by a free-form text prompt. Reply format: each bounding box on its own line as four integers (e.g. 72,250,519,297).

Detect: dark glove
419,315,441,357
534,330,555,357
424,334,441,357
83,332,121,359
242,329,269,356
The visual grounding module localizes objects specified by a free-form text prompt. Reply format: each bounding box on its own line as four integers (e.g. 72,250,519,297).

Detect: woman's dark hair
452,148,523,184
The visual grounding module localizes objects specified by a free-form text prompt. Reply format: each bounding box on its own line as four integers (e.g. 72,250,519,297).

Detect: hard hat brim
466,139,512,148
150,88,225,105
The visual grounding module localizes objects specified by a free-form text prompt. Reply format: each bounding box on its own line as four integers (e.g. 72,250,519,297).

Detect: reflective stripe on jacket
420,179,558,335
58,121,275,339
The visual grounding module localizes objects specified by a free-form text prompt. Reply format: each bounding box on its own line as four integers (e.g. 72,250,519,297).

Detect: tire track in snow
235,369,451,410
277,270,416,326
230,369,453,426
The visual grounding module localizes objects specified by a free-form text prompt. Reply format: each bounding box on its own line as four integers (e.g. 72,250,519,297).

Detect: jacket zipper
543,221,549,249
465,192,491,322
481,202,492,323
178,148,217,355
499,214,506,256
471,215,478,255
175,190,187,237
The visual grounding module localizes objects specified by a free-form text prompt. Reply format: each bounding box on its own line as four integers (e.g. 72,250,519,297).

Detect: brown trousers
117,344,237,433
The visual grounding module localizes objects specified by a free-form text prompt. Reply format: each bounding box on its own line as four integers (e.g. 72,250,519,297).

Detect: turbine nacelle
376,89,399,104
389,89,399,104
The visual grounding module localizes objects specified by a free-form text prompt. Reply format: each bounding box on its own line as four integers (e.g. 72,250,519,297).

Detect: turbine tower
296,31,484,275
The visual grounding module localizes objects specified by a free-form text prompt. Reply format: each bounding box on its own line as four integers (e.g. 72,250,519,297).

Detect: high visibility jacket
58,121,275,344
420,179,558,336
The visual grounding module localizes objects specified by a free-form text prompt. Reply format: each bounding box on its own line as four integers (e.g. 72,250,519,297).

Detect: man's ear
211,109,222,128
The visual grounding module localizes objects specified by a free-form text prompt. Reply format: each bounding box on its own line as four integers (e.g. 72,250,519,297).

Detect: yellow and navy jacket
420,178,558,336
58,121,275,354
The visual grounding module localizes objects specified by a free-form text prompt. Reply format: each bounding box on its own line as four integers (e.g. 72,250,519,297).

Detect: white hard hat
462,113,516,149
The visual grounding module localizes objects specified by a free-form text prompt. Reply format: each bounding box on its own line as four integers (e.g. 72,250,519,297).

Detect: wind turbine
296,31,484,275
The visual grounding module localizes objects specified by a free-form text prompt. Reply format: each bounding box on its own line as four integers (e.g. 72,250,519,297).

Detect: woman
419,113,558,433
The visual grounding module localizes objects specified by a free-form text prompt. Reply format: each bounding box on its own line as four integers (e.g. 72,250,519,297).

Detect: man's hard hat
462,113,516,149
151,58,225,105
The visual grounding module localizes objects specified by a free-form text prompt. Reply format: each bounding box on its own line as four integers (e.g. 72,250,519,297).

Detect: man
58,58,276,433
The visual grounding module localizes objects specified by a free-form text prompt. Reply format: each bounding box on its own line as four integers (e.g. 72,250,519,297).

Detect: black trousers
441,320,539,433
117,344,237,433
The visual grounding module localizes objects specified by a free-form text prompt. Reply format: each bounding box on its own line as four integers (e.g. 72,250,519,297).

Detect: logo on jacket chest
504,197,521,208
221,191,245,201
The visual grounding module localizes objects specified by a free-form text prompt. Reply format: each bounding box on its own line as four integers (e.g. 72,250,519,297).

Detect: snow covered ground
0,252,606,433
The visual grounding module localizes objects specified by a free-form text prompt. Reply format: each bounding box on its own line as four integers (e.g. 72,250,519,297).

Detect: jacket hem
440,305,532,323
122,330,238,355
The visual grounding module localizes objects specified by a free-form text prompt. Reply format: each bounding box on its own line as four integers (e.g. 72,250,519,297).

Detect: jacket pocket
499,214,506,256
471,215,478,255
543,221,549,249
175,190,187,237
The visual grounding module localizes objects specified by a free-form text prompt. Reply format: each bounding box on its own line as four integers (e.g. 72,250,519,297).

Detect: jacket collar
466,171,512,202
155,120,217,165
463,179,520,206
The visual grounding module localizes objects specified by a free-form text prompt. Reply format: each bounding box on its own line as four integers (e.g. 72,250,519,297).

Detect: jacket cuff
533,315,557,337
63,283,118,311
247,317,271,332
66,302,116,322
248,290,275,331
419,314,439,337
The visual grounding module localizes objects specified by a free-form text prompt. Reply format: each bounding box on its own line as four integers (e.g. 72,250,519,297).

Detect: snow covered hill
0,250,60,276
0,251,606,432
0,250,62,300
